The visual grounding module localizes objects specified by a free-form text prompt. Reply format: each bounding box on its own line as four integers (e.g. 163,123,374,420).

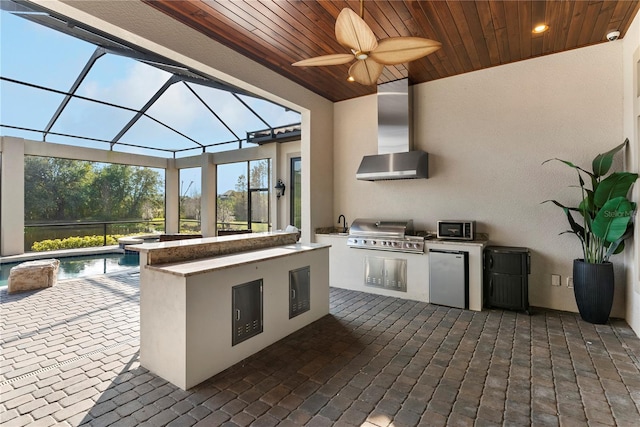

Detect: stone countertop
127,231,299,265
316,233,489,246
145,243,330,277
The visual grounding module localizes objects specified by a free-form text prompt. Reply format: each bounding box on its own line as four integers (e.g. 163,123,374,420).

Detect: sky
0,8,299,194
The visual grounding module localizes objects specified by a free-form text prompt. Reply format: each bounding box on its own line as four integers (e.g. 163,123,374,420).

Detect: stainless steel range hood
356,79,428,181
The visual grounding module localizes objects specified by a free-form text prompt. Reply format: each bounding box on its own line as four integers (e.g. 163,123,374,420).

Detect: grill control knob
372,241,377,245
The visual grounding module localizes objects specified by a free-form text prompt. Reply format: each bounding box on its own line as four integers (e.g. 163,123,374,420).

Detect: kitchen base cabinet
316,234,487,311
138,244,329,390
484,246,530,313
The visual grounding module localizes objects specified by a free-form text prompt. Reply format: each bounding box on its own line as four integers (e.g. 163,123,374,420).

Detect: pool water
0,252,139,287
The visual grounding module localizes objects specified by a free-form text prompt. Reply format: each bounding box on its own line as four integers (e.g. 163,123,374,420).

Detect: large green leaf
592,139,628,178
542,199,585,237
593,172,638,208
592,197,635,242
542,158,594,179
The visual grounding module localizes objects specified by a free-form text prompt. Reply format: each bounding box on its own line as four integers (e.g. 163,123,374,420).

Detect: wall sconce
275,179,286,199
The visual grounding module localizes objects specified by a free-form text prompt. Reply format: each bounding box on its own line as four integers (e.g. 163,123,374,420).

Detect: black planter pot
573,259,614,324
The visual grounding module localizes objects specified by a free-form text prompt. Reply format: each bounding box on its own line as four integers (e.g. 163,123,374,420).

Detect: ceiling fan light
533,24,549,34
347,75,355,82
355,52,368,60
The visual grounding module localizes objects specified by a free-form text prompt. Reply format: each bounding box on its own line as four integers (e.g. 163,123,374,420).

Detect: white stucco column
303,108,334,244
200,153,216,237
165,159,180,234
1,137,25,255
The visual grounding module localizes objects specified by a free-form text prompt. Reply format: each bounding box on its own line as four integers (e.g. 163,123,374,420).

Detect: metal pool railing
24,219,165,250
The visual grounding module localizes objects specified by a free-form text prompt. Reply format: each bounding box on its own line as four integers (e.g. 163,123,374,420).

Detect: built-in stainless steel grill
347,218,424,254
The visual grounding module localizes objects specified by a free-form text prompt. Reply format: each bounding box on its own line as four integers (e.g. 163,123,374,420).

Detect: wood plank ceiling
145,0,640,102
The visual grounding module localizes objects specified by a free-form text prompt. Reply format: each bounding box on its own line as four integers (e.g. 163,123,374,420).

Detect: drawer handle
291,289,296,299
489,256,493,269
236,309,241,321
489,278,494,296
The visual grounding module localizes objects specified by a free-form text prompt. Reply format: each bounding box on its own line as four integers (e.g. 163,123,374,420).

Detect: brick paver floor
2,272,640,426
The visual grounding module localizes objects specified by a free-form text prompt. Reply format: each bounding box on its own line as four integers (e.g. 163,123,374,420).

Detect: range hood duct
356,79,428,181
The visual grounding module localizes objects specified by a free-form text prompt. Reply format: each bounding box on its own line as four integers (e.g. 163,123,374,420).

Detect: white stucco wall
624,10,640,334
334,42,625,315
0,137,25,255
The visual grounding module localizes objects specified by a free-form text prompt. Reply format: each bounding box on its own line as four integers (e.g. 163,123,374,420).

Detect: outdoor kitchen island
127,232,330,390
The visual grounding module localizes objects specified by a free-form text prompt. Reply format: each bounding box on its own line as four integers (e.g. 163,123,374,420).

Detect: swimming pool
0,252,140,287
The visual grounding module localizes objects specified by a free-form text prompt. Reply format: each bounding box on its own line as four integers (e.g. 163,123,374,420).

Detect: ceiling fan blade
335,8,378,53
292,54,354,67
348,59,384,86
369,37,442,65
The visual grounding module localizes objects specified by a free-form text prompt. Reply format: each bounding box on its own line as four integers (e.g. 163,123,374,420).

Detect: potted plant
544,139,638,324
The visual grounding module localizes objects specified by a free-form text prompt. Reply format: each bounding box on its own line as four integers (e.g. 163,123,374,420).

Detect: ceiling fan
292,0,442,86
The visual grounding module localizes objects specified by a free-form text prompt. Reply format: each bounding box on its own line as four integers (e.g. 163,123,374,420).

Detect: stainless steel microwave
437,220,475,240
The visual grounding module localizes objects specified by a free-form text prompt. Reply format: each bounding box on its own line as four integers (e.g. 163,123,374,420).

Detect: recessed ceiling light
533,24,549,34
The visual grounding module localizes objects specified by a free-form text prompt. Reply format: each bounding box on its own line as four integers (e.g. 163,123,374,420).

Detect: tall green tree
24,156,163,222
90,164,163,220
234,174,248,221
24,156,94,221
249,160,269,189
217,196,235,227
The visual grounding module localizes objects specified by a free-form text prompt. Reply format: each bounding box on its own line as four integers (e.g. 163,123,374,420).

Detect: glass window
119,115,201,152
48,97,137,142
179,167,201,234
248,159,270,233
0,79,65,135
75,56,172,110
1,11,95,92
204,141,244,154
146,82,238,146
237,94,301,128
216,160,270,233
217,162,248,232
189,86,267,140
290,157,302,229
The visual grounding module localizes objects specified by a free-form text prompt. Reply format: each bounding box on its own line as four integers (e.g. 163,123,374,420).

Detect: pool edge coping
0,245,123,264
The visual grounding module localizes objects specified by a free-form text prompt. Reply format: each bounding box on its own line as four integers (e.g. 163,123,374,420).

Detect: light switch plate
567,277,573,288
552,274,561,286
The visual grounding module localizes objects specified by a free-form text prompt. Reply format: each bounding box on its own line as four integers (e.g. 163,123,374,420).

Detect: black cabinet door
486,273,525,310
232,279,263,346
485,251,525,274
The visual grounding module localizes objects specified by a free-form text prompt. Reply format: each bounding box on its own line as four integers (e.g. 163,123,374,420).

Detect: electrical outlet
567,277,573,288
551,274,561,286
